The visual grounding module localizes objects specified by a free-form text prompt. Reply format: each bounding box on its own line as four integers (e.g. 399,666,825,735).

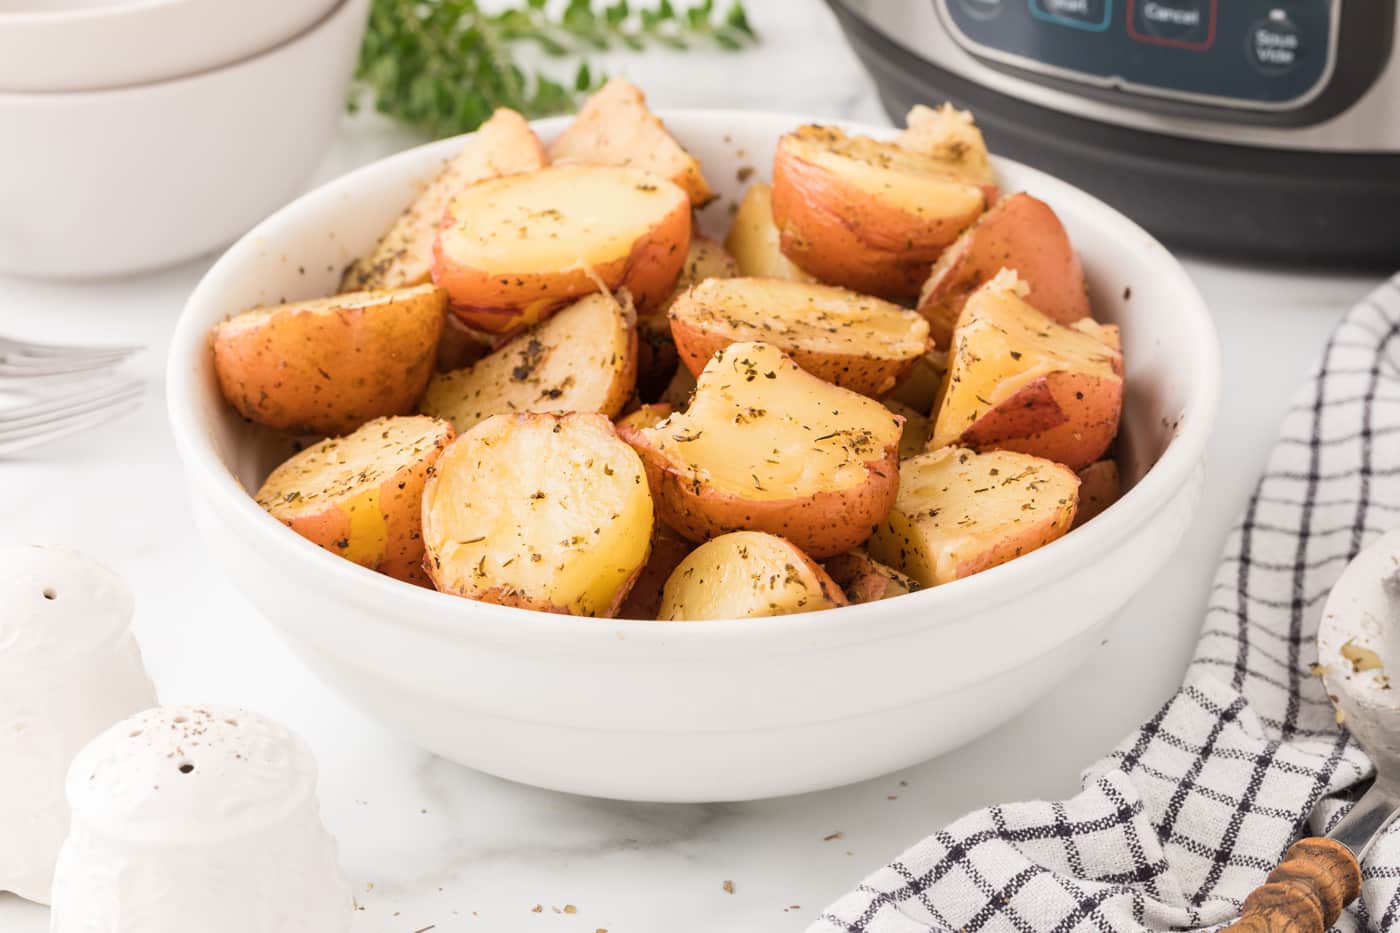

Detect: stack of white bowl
0,0,370,279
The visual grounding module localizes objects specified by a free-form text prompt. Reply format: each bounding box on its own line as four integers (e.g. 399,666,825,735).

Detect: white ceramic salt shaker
0,545,157,905
50,705,352,933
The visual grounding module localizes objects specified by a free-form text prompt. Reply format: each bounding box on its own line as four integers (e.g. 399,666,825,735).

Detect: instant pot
828,0,1400,266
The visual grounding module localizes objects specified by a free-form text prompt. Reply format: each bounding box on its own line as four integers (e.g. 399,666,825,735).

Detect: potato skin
212,285,446,436
619,420,900,560
917,193,1090,347
770,129,985,300
432,165,692,334
256,416,454,586
771,151,930,300
956,370,1122,471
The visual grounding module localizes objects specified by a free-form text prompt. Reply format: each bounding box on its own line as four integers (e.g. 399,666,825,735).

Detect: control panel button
1028,0,1112,32
1128,0,1215,49
957,0,1005,19
1247,9,1301,75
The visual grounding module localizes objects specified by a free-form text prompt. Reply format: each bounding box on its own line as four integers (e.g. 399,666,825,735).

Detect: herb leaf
352,0,758,138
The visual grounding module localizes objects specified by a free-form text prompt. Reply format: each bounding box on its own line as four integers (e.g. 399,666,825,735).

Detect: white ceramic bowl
168,111,1220,802
0,0,341,92
0,0,367,280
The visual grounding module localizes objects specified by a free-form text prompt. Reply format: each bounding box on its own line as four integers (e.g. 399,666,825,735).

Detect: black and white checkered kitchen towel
813,274,1400,933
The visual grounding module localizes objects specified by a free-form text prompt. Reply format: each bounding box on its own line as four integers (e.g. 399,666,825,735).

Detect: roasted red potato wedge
617,522,695,620
548,77,714,207
211,283,446,436
420,291,636,434
917,193,1090,347
929,271,1123,471
822,550,919,604
421,412,653,616
770,124,989,299
658,531,846,620
669,277,931,397
897,103,998,203
256,415,454,585
867,446,1079,587
723,182,817,283
432,164,691,333
342,108,547,292
1074,459,1122,528
618,341,902,559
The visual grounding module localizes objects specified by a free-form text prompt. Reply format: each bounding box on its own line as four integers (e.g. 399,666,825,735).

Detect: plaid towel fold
812,274,1400,933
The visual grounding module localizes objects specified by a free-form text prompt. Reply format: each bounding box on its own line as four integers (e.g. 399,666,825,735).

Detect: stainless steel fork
0,336,144,455
0,335,142,383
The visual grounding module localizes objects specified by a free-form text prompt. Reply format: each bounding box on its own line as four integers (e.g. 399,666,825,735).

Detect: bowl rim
0,0,353,99
168,109,1221,646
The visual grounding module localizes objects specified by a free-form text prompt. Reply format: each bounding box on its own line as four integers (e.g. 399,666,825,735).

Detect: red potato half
917,193,1090,347
421,412,654,616
929,271,1123,471
822,549,919,604
658,531,846,621
432,164,691,333
618,340,902,559
341,108,547,292
211,283,446,436
866,446,1079,587
723,182,818,283
668,277,931,397
770,124,989,300
547,77,715,207
419,290,636,434
256,415,454,585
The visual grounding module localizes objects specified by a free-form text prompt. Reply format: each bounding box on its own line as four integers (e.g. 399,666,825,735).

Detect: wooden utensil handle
1225,837,1362,933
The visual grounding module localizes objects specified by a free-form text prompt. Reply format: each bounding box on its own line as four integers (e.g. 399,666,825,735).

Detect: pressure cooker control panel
940,0,1337,110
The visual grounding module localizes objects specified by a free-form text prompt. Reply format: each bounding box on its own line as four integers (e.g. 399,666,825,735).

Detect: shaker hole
42,588,56,600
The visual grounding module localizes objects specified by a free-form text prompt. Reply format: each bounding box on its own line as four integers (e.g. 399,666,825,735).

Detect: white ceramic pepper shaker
50,705,352,933
0,545,157,905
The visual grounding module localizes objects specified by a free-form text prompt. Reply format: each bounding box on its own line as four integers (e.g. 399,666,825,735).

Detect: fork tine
0,396,143,456
0,382,144,436
0,353,134,378
1,377,142,421
0,336,143,359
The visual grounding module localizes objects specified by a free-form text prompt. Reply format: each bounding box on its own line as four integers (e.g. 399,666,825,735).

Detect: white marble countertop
0,3,1388,931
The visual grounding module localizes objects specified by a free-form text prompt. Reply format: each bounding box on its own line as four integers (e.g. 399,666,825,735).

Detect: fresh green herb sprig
352,0,757,139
